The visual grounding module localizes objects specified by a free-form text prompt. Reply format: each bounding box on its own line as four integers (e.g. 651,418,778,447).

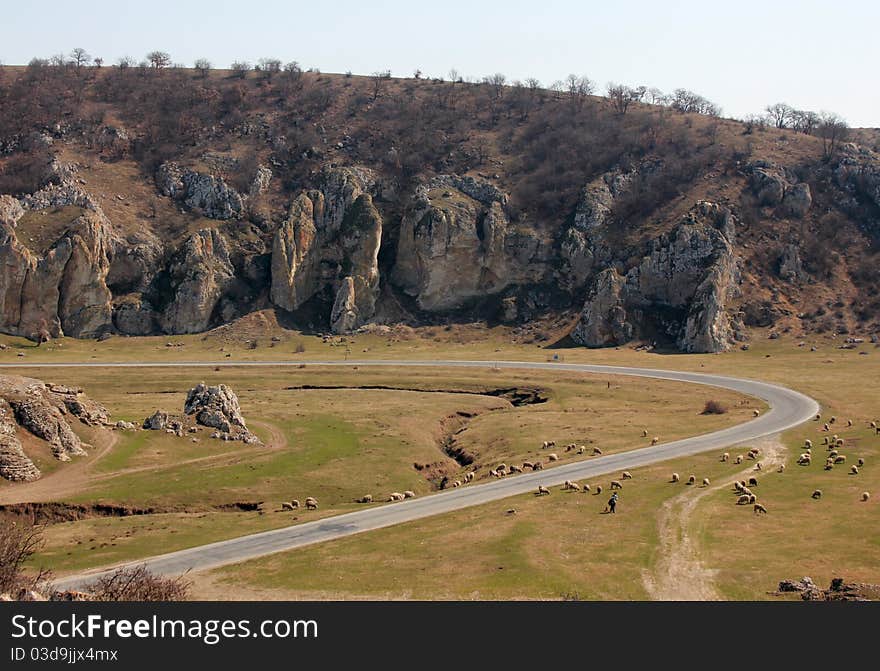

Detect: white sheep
522,461,534,470
861,492,870,502
687,475,696,485
671,472,680,483
847,419,853,427
357,494,373,504
811,489,822,500
834,455,847,464
754,503,768,514
755,462,762,471
465,471,475,482
452,480,462,487
748,494,757,504
857,458,865,467
735,455,744,464
577,446,586,455
592,447,603,455
721,452,730,462
537,485,550,496
509,465,523,474
736,494,751,505
701,478,710,487
389,492,405,501
830,416,837,424
850,465,859,475
777,464,786,473
610,480,623,490
404,490,416,498
804,439,813,449
305,497,318,510
651,436,659,445
533,461,544,470
582,484,591,492
748,477,758,487
622,471,633,480
642,429,649,437
595,485,603,495
753,409,760,417
568,482,581,492
548,453,559,462
281,501,297,511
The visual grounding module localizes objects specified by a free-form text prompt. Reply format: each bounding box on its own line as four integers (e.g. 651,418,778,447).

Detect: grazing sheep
357,495,373,504
836,438,845,447
857,458,865,467
804,439,813,449
735,455,744,464
871,421,877,429
548,453,559,462
736,494,751,505
829,450,839,458
753,409,761,417
823,423,830,432
797,454,811,465
563,480,575,490
815,413,821,421
847,419,853,427
830,416,837,424
734,481,744,493
754,503,768,514
290,499,301,509
749,494,757,504
610,480,623,490
850,465,860,475
533,461,544,470
537,485,550,496
542,441,550,449
651,436,659,445
834,455,847,464
509,465,523,474
506,508,517,515
777,464,786,473
565,443,576,452
702,478,710,487
592,447,603,455
811,489,822,500
746,452,756,460
568,482,582,492
577,446,586,455
824,463,834,471
305,497,318,510
452,480,462,487
389,492,405,501
522,461,534,470
582,484,591,493
748,477,758,487
403,490,416,498
281,501,297,511
642,429,649,437
861,492,870,502
595,485,603,495
755,462,763,471
721,452,730,462
687,475,696,485
741,487,753,497
465,471,475,482
671,472,680,483
622,471,633,480
822,437,829,445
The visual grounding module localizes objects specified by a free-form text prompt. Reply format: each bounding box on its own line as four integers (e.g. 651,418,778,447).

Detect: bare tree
370,70,391,100
117,56,135,69
0,519,51,595
565,74,594,109
670,88,720,116
93,57,103,68
646,87,666,105
147,51,171,69
817,112,849,161
257,58,282,80
765,102,795,129
70,47,91,70
194,58,211,78
448,68,461,84
606,83,645,115
791,109,820,135
231,61,250,79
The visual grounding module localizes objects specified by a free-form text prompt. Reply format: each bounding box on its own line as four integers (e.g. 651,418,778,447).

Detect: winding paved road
1,359,818,591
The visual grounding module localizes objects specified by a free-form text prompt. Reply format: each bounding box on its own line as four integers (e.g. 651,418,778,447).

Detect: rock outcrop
393,179,546,311
571,202,743,353
156,162,244,219
746,161,812,217
0,398,40,481
0,199,114,339
161,228,234,334
184,383,256,442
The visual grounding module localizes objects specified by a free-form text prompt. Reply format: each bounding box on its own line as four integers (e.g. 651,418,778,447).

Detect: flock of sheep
275,412,875,518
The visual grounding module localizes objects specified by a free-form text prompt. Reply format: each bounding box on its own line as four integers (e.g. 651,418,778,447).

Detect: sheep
541,441,550,449
797,454,811,465
746,452,757,460
824,462,834,471
850,465,860,475
651,436,659,445
522,461,534,470
834,455,847,464
777,464,786,473
509,464,523,474
389,492,405,501
642,429,649,437
671,472,680,483
568,482,582,492
755,462,763,471
861,492,871,502
736,494,751,505
753,409,761,417
582,484,591,493
281,501,297,511
857,458,865,468
622,471,633,480
804,439,813,449
734,481,744,492
822,437,829,445
830,416,837,424
815,413,821,421
847,419,853,427
592,447,603,455
577,446,586,455
595,485,603,495
811,489,822,500
829,450,839,459
872,421,877,429
754,503,768,514
452,480,463,487
357,494,373,504
687,475,696,485
721,452,730,462
533,461,544,470
735,455,744,465
748,477,758,487
836,438,845,447
465,471,476,482
702,477,711,487
506,508,518,515
610,480,623,490
305,497,318,510
548,453,559,462
290,499,301,509
749,494,757,504
537,485,550,496
823,423,830,432
563,480,575,490
403,490,416,498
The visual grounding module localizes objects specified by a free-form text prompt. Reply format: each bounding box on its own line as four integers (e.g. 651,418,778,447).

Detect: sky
2,0,878,126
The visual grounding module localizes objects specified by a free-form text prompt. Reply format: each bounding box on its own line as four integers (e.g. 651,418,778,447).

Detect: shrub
87,566,191,601
702,400,728,415
0,519,51,595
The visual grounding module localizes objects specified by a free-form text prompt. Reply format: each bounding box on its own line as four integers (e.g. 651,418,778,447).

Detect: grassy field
2,320,878,597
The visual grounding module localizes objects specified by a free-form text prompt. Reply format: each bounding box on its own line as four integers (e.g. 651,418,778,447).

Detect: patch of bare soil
642,436,785,601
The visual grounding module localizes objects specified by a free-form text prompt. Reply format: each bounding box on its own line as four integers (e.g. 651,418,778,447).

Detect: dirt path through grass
642,436,785,600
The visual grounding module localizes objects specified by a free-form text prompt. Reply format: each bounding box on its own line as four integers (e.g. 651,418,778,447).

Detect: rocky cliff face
571,202,743,353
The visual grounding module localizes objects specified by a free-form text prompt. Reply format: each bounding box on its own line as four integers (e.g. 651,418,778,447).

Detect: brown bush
702,400,728,415
87,565,191,601
0,519,51,595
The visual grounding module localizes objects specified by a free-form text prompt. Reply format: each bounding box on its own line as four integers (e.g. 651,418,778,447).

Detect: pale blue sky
3,0,877,126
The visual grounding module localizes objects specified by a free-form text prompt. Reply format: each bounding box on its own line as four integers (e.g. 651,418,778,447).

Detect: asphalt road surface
0,359,817,591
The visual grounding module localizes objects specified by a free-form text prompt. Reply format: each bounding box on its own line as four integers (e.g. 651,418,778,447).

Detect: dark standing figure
608,492,619,514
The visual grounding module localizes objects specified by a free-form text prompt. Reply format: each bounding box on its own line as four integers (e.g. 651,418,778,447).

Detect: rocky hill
0,64,877,352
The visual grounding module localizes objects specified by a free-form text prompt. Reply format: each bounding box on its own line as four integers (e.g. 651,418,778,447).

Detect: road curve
7,359,816,592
